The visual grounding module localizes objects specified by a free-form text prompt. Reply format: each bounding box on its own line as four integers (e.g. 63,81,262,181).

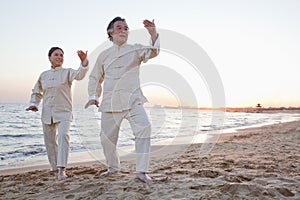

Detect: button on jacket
88,36,160,112
29,65,88,124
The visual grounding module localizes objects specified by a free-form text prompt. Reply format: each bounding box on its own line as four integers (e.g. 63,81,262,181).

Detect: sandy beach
0,120,299,199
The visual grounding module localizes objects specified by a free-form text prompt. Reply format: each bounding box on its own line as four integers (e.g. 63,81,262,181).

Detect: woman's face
49,49,64,68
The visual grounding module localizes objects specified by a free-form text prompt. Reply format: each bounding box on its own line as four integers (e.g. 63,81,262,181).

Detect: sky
0,0,299,108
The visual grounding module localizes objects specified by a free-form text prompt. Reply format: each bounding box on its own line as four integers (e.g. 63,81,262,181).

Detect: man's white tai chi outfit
88,37,160,172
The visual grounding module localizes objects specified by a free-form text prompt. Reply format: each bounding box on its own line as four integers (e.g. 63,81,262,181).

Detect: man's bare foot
136,172,153,184
58,167,68,181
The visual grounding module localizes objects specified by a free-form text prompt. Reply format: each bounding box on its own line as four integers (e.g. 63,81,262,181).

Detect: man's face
110,20,129,45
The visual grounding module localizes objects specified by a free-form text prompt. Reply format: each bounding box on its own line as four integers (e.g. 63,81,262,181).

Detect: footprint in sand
224,175,253,183
65,194,75,199
276,187,294,197
150,173,168,182
197,169,220,178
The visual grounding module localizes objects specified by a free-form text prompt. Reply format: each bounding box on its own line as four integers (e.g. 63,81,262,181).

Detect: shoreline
0,118,283,173
1,120,300,199
1,119,299,174
0,132,218,175
1,104,299,173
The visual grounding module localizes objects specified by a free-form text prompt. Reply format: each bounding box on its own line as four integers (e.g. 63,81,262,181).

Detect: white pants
42,120,71,170
100,103,151,172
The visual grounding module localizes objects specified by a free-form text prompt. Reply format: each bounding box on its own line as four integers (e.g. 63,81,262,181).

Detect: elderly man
85,17,159,183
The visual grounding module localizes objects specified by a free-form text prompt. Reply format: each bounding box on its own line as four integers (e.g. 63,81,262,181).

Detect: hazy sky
1,0,299,107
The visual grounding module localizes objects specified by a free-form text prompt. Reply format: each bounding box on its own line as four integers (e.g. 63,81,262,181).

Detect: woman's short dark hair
48,47,64,57
107,17,126,41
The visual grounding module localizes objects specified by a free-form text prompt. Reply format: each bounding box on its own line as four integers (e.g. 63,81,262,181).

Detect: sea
1,103,300,170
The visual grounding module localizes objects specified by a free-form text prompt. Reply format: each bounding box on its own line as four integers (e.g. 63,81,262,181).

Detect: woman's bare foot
58,167,68,181
100,167,119,177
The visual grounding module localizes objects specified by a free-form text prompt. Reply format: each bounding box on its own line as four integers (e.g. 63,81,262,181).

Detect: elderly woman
26,47,88,180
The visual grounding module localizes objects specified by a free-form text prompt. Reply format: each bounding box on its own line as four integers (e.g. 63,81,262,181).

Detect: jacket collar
51,66,62,71
113,42,127,49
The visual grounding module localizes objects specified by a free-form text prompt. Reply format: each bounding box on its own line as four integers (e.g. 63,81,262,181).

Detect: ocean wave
0,147,45,161
0,133,41,138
